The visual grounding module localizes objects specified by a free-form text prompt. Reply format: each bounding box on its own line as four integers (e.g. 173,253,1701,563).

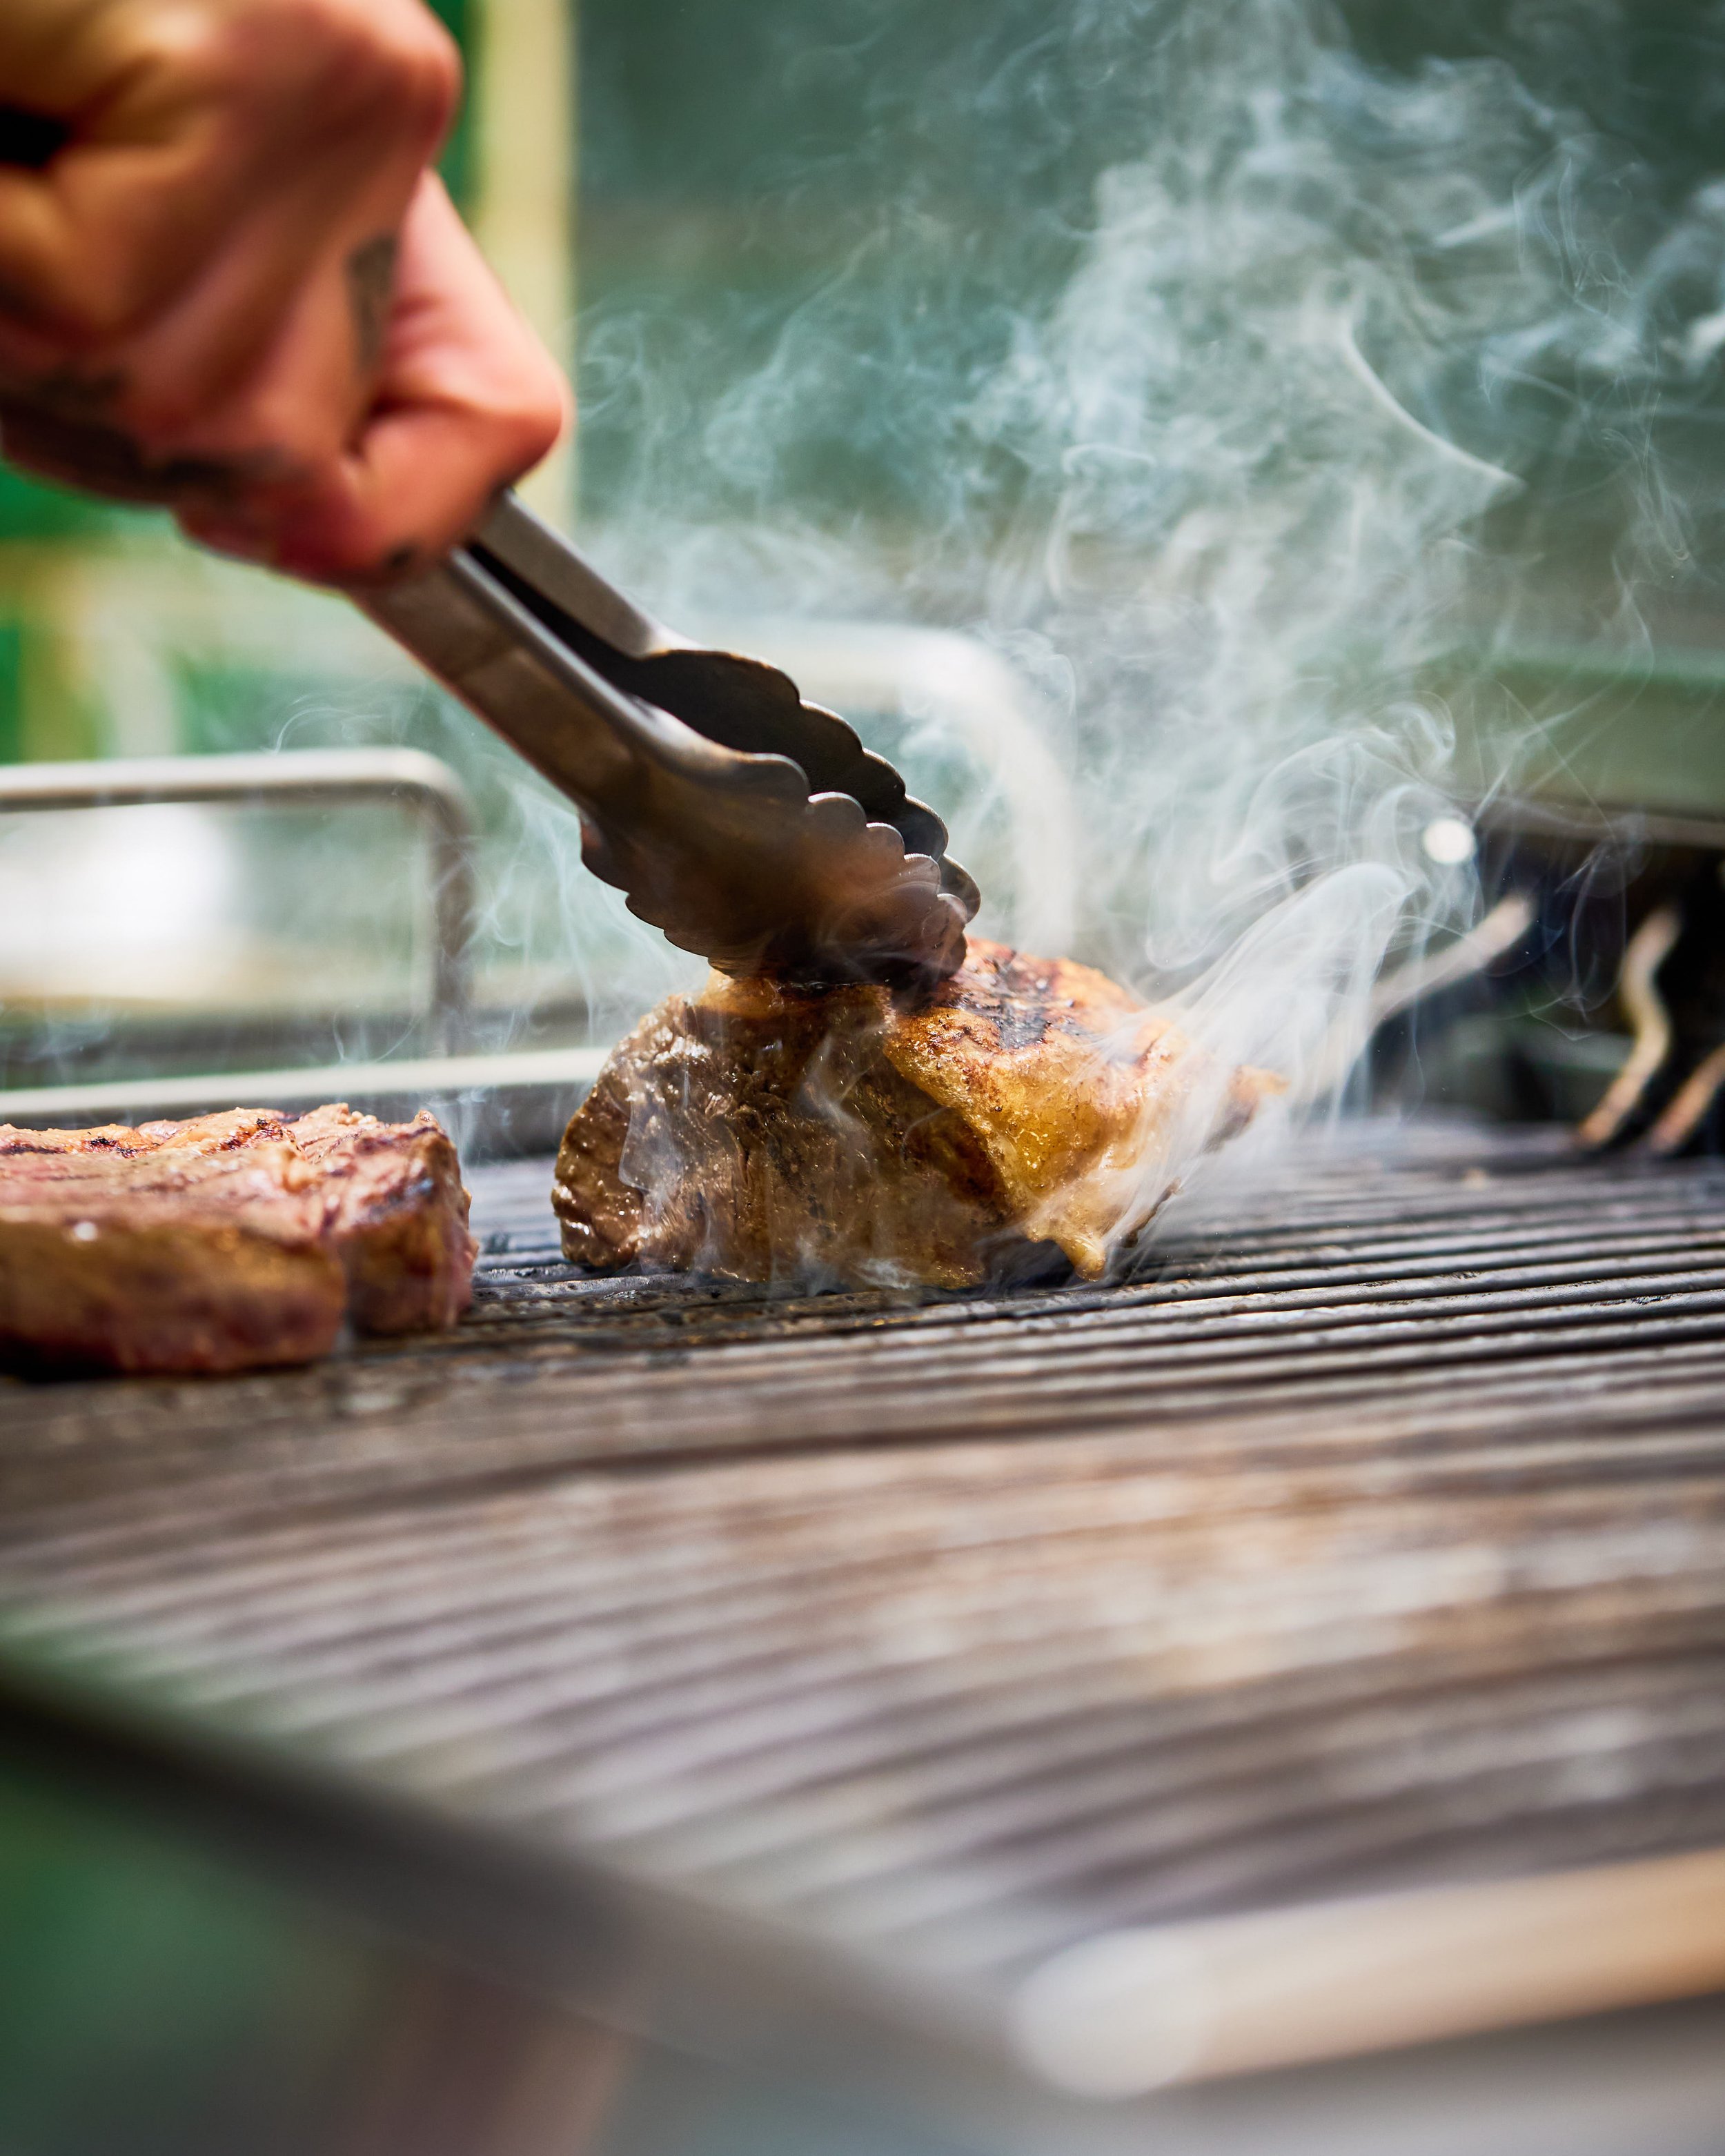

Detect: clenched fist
0,0,569,583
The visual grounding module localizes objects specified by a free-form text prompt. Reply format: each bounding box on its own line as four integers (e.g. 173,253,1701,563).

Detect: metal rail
0,748,476,1052
0,1045,607,1156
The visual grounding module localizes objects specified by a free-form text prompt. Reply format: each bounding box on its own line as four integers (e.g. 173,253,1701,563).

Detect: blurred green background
11,0,1725,779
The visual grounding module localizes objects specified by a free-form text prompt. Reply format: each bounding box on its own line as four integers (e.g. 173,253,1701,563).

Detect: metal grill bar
5,1118,1725,2090
8,1272,1725,1545
0,749,477,1055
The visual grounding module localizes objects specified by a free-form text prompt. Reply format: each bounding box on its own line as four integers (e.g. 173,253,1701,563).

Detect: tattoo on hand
0,395,286,506
27,364,128,417
346,233,400,375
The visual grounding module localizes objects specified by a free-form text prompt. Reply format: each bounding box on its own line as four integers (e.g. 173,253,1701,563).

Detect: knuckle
399,24,464,137
108,0,461,141
493,350,573,461
519,395,569,468
524,369,574,457
269,0,460,139
170,1,459,154
506,379,568,457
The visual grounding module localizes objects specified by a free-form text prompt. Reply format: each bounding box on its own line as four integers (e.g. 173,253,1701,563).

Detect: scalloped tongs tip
359,493,978,987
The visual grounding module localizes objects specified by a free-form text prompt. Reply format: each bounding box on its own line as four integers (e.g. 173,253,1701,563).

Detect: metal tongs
361,493,978,985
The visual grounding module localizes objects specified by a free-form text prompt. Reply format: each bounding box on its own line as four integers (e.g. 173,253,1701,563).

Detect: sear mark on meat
553,938,1281,1289
0,1105,476,1376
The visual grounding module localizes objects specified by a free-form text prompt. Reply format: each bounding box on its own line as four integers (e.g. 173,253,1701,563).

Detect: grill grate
3,1118,1725,2062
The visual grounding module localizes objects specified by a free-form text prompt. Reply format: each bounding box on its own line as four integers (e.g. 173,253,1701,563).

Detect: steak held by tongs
555,939,1281,1288
363,504,1279,1288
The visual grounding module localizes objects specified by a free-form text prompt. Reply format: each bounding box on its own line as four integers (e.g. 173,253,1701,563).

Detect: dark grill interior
2,1118,1724,2039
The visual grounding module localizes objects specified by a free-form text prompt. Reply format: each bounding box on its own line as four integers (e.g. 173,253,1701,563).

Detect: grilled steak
554,938,1279,1287
0,1105,475,1374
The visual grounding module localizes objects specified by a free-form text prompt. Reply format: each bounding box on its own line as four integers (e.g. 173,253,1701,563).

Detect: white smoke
558,0,1725,1261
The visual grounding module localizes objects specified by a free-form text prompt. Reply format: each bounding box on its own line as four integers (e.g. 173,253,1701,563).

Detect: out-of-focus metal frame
0,746,477,1051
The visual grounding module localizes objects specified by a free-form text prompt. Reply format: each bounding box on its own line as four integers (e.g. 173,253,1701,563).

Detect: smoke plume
557,0,1725,1258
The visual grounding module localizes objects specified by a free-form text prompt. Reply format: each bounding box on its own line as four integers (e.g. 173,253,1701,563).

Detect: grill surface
3,1117,1725,2079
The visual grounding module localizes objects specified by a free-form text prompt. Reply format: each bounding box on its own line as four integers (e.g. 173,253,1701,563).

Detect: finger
264,369,569,584
0,1,457,434
0,192,409,504
127,195,406,467
0,0,456,336
179,175,569,583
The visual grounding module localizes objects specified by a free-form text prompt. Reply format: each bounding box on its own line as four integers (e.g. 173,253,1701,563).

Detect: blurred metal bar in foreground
1012,1847,1725,2096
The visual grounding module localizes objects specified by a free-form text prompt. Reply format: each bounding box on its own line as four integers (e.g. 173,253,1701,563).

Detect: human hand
0,0,568,583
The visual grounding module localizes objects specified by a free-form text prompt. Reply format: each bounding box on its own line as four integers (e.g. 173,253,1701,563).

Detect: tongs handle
356,495,976,983
358,499,694,821
463,492,667,664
